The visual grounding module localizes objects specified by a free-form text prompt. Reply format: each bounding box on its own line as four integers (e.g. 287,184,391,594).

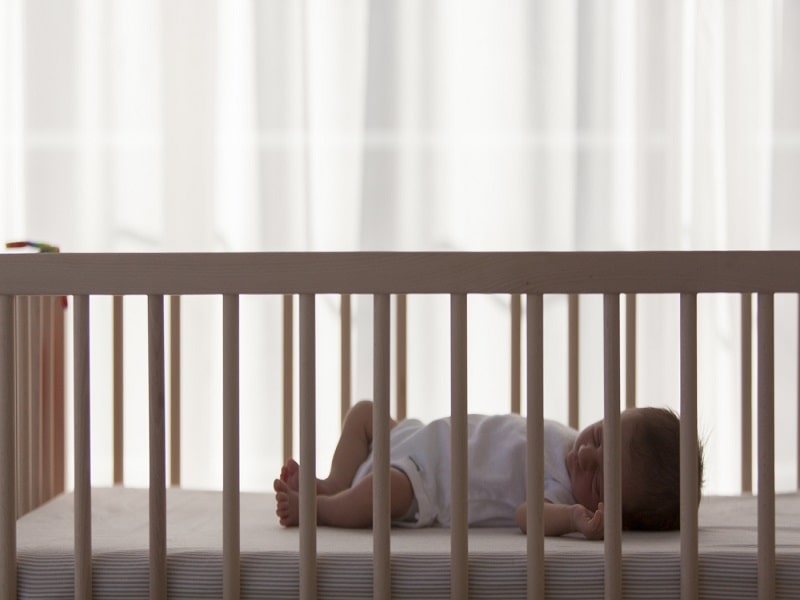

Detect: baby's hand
573,502,604,540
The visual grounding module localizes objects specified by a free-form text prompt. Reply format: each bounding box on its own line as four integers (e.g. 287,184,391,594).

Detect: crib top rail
1,251,799,295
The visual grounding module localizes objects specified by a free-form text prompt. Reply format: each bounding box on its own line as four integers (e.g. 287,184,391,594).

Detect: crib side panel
3,251,797,600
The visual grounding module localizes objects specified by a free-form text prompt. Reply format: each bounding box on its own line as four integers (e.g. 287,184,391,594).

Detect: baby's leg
279,400,398,496
324,400,397,493
274,467,413,528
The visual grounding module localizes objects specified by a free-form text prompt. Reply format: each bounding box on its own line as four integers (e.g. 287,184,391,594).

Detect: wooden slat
42,297,53,502
17,297,30,516
5,251,800,295
14,299,20,519
13,299,17,519
223,295,240,600
757,293,775,600
73,295,92,599
680,294,699,599
53,297,65,495
113,296,124,485
568,294,579,429
299,294,317,600
341,294,351,424
1,295,16,600
625,294,636,409
450,294,468,600
526,294,544,600
396,294,407,422
29,296,42,509
741,293,753,493
170,295,181,487
603,294,622,600
283,295,293,464
148,295,167,599
373,294,391,599
511,294,521,414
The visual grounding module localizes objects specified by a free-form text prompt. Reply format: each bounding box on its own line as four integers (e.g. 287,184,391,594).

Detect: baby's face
565,411,641,511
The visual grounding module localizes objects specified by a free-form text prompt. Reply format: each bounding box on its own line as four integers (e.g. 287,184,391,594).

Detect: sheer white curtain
1,0,797,494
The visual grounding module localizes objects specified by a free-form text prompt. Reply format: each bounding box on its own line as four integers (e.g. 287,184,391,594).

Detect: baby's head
566,407,704,531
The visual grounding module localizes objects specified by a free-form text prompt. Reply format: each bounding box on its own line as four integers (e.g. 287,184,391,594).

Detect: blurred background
1,0,798,496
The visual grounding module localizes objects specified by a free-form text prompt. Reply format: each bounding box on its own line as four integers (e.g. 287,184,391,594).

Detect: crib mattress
15,487,800,599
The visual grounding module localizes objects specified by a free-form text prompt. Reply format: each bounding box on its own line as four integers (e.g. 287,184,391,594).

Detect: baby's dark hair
623,407,704,531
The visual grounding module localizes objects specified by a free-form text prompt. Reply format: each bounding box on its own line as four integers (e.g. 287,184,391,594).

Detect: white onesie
351,414,577,528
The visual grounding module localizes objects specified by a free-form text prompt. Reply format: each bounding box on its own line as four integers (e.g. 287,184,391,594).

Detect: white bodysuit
351,414,577,528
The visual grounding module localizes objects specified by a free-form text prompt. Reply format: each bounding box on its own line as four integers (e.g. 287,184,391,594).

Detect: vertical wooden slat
526,293,544,600
53,297,65,495
13,299,18,518
680,294,699,600
299,294,317,600
568,294,579,429
741,293,752,493
625,294,637,409
511,294,521,414
73,295,92,600
148,295,167,599
170,295,181,487
39,297,50,502
373,294,391,600
757,293,775,600
341,294,351,423
603,293,622,600
113,296,124,485
30,296,42,509
14,299,20,518
1,295,16,600
17,297,30,516
797,294,799,490
396,294,407,422
223,295,240,600
283,295,294,465
42,297,54,502
450,294,468,600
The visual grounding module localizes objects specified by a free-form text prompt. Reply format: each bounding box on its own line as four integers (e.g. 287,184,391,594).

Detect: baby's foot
280,458,338,495
273,478,299,527
279,458,302,491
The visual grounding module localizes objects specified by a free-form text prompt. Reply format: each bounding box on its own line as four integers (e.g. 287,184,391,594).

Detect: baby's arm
515,501,604,540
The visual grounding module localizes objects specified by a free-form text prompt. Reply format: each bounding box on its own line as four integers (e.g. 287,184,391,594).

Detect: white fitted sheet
16,487,800,599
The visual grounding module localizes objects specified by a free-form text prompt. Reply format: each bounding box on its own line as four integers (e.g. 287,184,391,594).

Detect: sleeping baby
273,400,703,538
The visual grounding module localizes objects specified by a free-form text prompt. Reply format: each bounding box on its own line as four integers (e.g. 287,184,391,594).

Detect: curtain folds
1,0,796,493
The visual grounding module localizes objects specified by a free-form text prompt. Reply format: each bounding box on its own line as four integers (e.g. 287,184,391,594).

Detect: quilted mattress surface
16,488,800,599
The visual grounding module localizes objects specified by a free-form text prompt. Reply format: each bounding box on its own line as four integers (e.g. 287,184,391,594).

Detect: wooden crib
2,251,799,599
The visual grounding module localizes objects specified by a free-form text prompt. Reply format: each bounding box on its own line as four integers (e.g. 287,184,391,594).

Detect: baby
273,400,703,539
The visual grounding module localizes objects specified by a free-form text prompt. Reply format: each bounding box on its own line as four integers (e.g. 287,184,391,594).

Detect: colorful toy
5,241,60,253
